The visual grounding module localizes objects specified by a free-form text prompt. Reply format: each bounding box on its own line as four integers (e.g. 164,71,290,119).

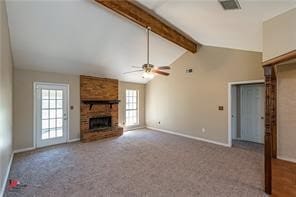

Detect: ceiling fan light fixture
142,72,154,79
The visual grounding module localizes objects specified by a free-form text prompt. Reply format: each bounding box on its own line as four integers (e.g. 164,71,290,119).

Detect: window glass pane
57,100,63,108
56,90,63,99
50,119,56,128
42,89,49,99
57,119,63,127
42,110,49,119
125,89,138,126
50,100,56,109
42,100,49,109
50,90,56,99
56,128,63,137
57,109,63,118
50,109,56,118
42,120,49,129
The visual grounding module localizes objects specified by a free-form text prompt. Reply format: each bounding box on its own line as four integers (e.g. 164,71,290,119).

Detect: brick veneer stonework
80,75,123,142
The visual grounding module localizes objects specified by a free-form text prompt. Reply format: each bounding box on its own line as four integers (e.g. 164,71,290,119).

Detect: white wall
0,1,14,195
263,8,296,61
118,81,145,130
146,46,263,145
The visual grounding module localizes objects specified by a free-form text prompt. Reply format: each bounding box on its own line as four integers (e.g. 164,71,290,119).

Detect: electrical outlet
185,68,193,73
202,128,206,133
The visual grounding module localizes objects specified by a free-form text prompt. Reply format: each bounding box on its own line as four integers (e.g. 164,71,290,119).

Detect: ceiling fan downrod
147,26,151,69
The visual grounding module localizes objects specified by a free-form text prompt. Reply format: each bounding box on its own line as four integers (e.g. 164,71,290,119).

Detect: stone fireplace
80,75,123,142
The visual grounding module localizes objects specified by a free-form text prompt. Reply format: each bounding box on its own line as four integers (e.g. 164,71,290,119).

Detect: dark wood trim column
263,64,277,194
271,72,277,159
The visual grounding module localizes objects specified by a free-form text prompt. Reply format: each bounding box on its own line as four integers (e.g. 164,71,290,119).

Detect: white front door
240,84,265,143
35,83,69,147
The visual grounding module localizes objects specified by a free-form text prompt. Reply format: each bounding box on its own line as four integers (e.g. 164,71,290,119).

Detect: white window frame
125,89,139,127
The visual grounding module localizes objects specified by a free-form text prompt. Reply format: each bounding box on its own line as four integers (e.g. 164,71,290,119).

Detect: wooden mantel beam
94,0,201,53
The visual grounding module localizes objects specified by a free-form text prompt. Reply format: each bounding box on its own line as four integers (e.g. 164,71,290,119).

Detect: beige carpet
5,129,267,197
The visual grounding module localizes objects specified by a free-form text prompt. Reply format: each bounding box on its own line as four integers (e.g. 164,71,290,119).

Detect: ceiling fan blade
156,66,171,70
132,66,142,68
123,69,143,74
152,69,170,76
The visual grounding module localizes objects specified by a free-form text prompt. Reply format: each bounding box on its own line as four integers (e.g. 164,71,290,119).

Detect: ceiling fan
124,27,171,78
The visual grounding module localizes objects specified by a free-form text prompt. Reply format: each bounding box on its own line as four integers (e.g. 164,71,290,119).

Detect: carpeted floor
5,129,267,197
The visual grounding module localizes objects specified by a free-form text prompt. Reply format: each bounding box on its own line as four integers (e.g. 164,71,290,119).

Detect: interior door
231,86,238,139
35,83,68,148
240,84,265,143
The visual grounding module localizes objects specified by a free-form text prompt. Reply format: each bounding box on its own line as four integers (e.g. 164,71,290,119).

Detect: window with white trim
125,89,139,126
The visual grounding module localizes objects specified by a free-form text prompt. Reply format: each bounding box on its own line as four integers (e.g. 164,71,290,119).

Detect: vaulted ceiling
6,0,296,83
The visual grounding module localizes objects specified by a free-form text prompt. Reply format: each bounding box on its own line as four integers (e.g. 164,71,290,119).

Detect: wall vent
218,0,241,10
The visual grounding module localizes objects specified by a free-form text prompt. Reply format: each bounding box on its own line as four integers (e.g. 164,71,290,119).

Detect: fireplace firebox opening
89,116,112,131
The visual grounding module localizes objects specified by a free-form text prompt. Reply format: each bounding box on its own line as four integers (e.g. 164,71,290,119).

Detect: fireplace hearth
89,116,112,131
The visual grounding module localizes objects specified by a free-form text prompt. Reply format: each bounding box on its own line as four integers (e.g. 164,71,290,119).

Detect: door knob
261,116,264,119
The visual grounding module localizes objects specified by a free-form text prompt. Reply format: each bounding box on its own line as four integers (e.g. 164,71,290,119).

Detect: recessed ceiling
5,0,296,84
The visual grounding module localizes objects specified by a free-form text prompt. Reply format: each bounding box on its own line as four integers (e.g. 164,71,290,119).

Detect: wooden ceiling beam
94,0,201,53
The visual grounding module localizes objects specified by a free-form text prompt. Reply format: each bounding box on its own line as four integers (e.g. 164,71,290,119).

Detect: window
125,89,139,126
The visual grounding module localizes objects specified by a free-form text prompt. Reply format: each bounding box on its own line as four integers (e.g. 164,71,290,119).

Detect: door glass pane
50,109,56,118
42,100,49,109
49,129,56,138
39,86,65,142
49,100,56,108
42,90,49,99
57,119,63,127
42,110,49,119
57,100,63,108
50,90,56,99
50,119,56,128
42,120,49,129
42,130,49,140
56,109,63,118
56,128,63,137
56,90,63,99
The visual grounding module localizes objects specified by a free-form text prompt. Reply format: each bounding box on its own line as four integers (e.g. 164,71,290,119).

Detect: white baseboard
146,127,230,147
277,155,296,163
67,138,80,143
13,147,35,154
14,139,80,154
125,126,146,131
0,152,14,197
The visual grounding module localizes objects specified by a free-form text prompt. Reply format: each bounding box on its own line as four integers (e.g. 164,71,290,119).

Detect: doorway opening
228,80,265,147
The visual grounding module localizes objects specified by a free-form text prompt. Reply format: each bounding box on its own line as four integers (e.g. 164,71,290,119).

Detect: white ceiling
139,0,296,52
6,0,296,84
